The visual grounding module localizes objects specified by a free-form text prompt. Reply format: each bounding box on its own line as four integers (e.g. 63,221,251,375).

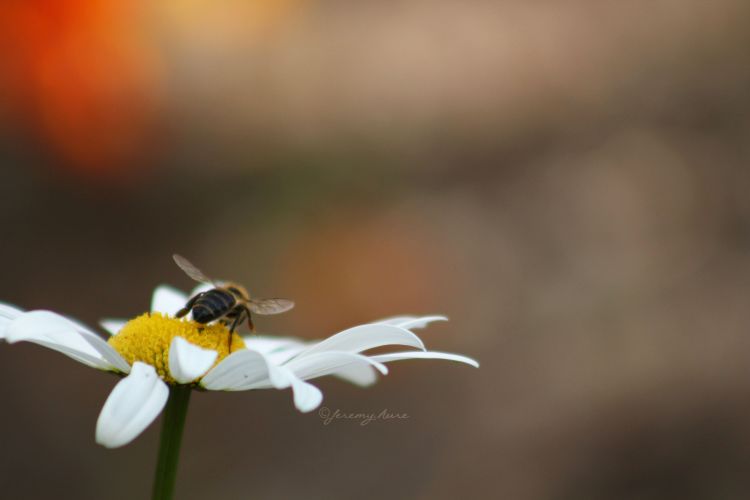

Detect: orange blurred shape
0,0,162,178
160,0,304,44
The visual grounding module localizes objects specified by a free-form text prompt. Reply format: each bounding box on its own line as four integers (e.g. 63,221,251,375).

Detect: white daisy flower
0,285,478,449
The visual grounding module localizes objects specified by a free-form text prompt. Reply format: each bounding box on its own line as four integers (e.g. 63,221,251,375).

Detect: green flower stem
152,385,192,500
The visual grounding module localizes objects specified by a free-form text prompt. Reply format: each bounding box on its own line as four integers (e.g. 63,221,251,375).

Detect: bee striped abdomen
192,289,236,323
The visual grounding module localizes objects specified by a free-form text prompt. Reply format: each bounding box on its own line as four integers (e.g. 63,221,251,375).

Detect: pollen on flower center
108,313,245,384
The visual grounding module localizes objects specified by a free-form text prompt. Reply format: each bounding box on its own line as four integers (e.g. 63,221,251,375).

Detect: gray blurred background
1,1,750,499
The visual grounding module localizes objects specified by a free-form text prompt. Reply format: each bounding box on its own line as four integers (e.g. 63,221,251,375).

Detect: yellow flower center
108,313,246,384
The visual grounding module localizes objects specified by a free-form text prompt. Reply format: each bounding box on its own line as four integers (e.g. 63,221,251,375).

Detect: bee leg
227,313,244,353
245,308,255,333
227,314,243,333
176,292,203,318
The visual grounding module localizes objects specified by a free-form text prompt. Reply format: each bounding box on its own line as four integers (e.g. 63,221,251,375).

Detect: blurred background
1,0,750,499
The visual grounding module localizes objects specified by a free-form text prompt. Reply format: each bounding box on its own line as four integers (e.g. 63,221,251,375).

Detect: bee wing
246,298,295,315
172,254,215,285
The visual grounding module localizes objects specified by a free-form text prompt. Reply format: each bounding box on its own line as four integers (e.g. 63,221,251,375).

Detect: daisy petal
5,311,129,372
168,337,218,384
9,338,112,368
0,302,23,318
265,345,307,365
95,362,169,448
151,285,188,316
370,351,479,368
285,351,388,381
99,319,127,336
0,302,24,339
242,336,308,365
200,349,290,391
374,315,448,330
333,364,379,387
287,374,323,412
294,324,426,359
65,316,131,373
241,335,306,355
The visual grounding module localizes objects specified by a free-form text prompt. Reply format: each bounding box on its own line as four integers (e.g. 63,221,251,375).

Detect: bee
172,254,294,351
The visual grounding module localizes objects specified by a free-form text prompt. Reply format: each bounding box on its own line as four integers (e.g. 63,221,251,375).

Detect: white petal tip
465,358,480,368
376,315,449,329
292,380,323,413
374,362,389,375
371,351,479,368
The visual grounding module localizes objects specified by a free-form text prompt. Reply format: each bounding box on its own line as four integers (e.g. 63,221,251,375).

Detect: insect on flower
0,256,479,450
172,254,294,351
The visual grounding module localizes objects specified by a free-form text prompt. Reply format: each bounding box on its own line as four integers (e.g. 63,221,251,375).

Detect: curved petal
287,372,323,412
266,345,307,365
374,315,448,330
5,311,130,372
53,315,131,373
58,316,131,373
151,285,189,316
168,337,218,384
202,351,323,411
7,338,110,368
284,351,388,381
0,302,24,339
242,336,308,365
241,335,306,355
370,350,479,368
293,324,426,360
200,349,290,391
99,319,127,336
332,364,379,387
95,362,169,448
